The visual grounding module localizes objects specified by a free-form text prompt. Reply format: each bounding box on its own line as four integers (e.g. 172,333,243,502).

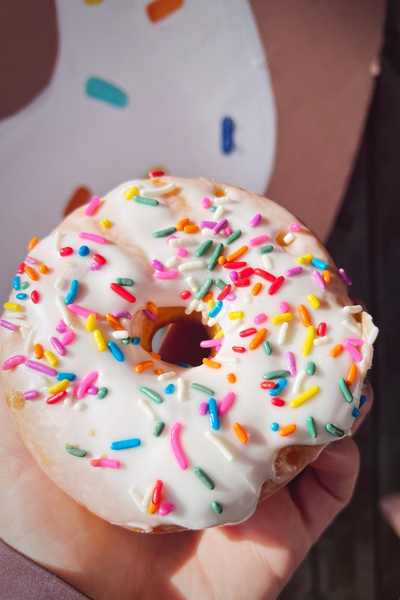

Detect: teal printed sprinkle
306,361,316,376
152,226,177,238
134,196,159,207
139,386,163,404
263,369,290,380
226,229,242,245
65,444,87,458
121,337,132,345
153,421,165,437
258,244,274,254
215,279,227,289
325,423,345,437
116,278,134,286
195,278,214,300
338,377,353,403
263,341,272,356
306,416,317,438
97,387,108,399
21,282,30,290
211,501,223,514
191,383,215,396
194,467,215,490
208,243,224,271
85,77,128,108
195,240,213,257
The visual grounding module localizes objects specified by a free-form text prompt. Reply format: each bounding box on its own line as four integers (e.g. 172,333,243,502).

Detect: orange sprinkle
146,301,158,316
203,291,214,303
146,0,183,23
105,313,124,331
135,360,153,373
27,236,39,251
24,265,39,281
298,304,312,327
38,263,50,274
227,372,237,383
346,363,358,386
154,368,165,376
202,358,221,369
150,352,161,360
184,224,199,234
213,185,226,197
249,328,268,350
279,424,297,437
227,245,249,262
218,255,226,266
330,344,344,358
147,500,157,514
176,217,190,231
322,270,332,284
232,422,249,444
33,343,44,359
251,282,263,296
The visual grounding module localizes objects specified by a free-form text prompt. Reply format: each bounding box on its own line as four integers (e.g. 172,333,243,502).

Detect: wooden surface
281,2,400,598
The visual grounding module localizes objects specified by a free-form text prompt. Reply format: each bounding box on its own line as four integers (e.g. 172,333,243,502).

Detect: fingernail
380,494,400,520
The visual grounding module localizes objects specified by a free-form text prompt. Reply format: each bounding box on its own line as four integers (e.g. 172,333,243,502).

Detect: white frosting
0,176,378,531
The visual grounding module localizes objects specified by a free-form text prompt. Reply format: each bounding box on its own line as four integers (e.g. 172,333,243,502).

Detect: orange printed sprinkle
24,266,39,281
135,360,153,373
251,282,263,296
146,301,158,316
33,343,44,359
176,217,190,231
330,344,344,358
146,0,184,23
147,500,157,514
27,237,39,251
279,424,297,437
227,245,249,262
38,263,50,274
232,422,249,444
346,363,358,386
105,313,124,331
218,255,226,266
150,352,161,360
203,291,214,303
298,304,312,327
249,328,268,350
322,270,332,284
227,372,237,383
202,358,221,369
184,224,199,234
154,368,165,376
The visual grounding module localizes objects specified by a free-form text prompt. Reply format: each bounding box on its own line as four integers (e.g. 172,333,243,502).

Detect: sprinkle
307,294,320,309
249,213,262,227
27,236,40,251
268,276,285,295
278,322,289,345
90,254,107,270
271,422,280,432
159,501,174,516
317,322,327,337
338,268,352,286
193,466,215,489
306,416,318,438
111,438,141,450
30,290,40,304
263,341,272,355
296,254,313,265
91,458,121,469
254,313,267,326
352,407,360,418
302,325,315,356
338,377,353,403
208,301,223,318
298,304,312,327
195,278,214,300
2,355,26,370
12,276,20,290
0,319,18,332
25,359,57,377
214,218,229,235
232,422,249,444
249,328,268,350
153,226,177,238
99,218,113,229
24,265,39,281
135,195,159,207
191,383,215,396
113,330,130,340
107,341,124,362
110,283,136,303
3,302,23,313
47,390,67,404
48,379,70,395
79,232,108,245
312,270,326,290
92,329,106,352
330,343,344,358
253,268,275,282
176,377,186,401
271,397,285,407
286,266,303,277
293,369,306,394
68,304,101,319
85,195,102,215
205,431,234,461
208,243,224,270
153,421,165,437
85,75,128,108
258,244,274,255
227,245,248,262
325,423,345,437
115,278,135,288
157,371,176,382
195,240,213,257
57,372,76,381
306,361,316,376
284,352,297,376
346,363,358,386
14,293,26,301
199,402,208,415
314,336,330,347
344,342,362,362
359,394,368,408
289,223,302,232
23,390,40,400
289,385,320,408
226,230,242,245
271,312,293,325
232,346,246,353
343,305,363,315
65,445,87,458
77,371,98,400
221,116,235,154
170,422,188,470
283,232,295,244
219,391,236,415
251,283,263,297
208,398,220,430
44,350,58,368
279,424,297,437
140,386,163,404
164,383,175,395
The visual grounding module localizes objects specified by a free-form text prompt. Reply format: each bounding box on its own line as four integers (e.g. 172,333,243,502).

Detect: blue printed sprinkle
221,116,235,154
85,77,128,108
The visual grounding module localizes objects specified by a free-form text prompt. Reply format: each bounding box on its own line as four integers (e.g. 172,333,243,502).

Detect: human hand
0,382,372,600
380,495,400,537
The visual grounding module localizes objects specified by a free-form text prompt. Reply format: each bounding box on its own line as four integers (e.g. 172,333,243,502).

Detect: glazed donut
0,176,378,532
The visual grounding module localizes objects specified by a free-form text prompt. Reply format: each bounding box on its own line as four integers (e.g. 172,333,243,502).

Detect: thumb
380,494,400,536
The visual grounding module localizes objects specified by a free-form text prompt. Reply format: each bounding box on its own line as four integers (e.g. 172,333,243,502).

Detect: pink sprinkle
219,391,236,416
154,269,179,280
50,336,66,356
344,337,364,347
67,304,102,319
79,232,108,245
0,319,18,332
90,458,121,469
285,266,303,277
289,223,302,232
344,342,362,362
177,247,189,258
61,330,76,346
25,256,39,266
202,196,212,208
254,313,267,325
84,195,101,216
214,218,228,234
287,351,297,376
230,271,238,282
280,301,290,313
200,338,223,348
170,422,189,470
114,311,132,319
87,386,98,395
159,502,175,516
23,390,40,400
151,259,165,271
226,292,236,301
250,234,270,247
312,270,326,289
249,213,262,227
56,320,67,333
2,355,26,370
25,360,57,377
338,268,352,286
199,402,208,415
201,220,217,229
77,371,99,400
144,309,157,321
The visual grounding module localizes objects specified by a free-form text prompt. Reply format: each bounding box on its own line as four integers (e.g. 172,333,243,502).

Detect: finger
351,381,373,435
289,437,360,543
380,495,400,537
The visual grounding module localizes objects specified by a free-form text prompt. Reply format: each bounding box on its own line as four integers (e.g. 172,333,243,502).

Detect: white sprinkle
141,182,176,196
129,487,145,512
73,401,87,411
216,355,238,365
165,255,179,268
54,230,61,250
177,377,186,401
292,370,306,394
137,396,157,421
262,254,273,269
368,325,379,344
341,319,361,335
342,305,363,314
213,196,230,205
178,259,206,273
213,205,225,219
185,276,199,292
185,299,200,315
157,371,177,381
278,322,289,345
283,232,295,245
56,297,74,327
63,397,73,408
207,317,217,327
169,237,197,247
112,330,129,340
314,335,331,346
54,277,67,291
201,228,217,237
204,431,234,461
142,485,153,509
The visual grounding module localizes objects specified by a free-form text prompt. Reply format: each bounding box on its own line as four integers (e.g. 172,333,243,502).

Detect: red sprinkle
232,345,246,353
261,381,277,390
268,276,285,295
17,262,25,274
152,480,164,505
239,327,257,338
223,261,247,269
110,283,136,303
149,170,165,178
30,290,40,304
47,390,67,404
271,397,285,407
93,254,107,266
317,322,327,336
254,268,276,282
217,284,232,300
180,290,191,300
238,267,254,278
60,246,74,257
235,278,250,287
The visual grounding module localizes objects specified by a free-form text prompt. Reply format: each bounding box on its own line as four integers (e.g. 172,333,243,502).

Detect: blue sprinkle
178,362,191,368
64,279,79,305
78,245,90,257
165,383,175,394
85,77,128,108
131,336,141,345
12,276,21,291
57,372,77,381
16,293,28,300
111,438,141,450
352,407,360,418
107,341,125,362
269,378,288,397
221,116,235,155
209,206,218,212
208,397,220,430
311,257,329,270
271,422,280,432
359,394,367,408
208,301,223,318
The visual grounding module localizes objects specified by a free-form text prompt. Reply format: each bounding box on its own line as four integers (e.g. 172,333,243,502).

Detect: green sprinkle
194,467,215,490
116,278,134,286
215,278,227,289
21,282,30,290
306,416,317,438
121,337,132,345
338,377,353,403
191,382,215,396
226,229,242,245
208,243,224,271
258,244,274,254
195,240,213,257
153,421,165,437
306,361,316,376
263,369,290,380
152,226,177,238
263,341,272,356
139,386,164,404
134,196,159,207
211,500,223,514
65,444,87,458
325,423,345,437
195,278,214,300
97,387,108,399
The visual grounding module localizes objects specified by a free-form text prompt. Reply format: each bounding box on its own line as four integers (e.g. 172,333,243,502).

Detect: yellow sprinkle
279,424,297,437
249,328,268,350
48,379,70,395
214,329,224,339
202,358,221,369
251,282,263,296
93,329,107,352
289,385,320,408
124,185,140,200
85,313,97,332
99,218,113,229
302,325,315,356
227,245,249,262
3,302,23,312
207,299,215,310
271,312,293,325
38,263,50,274
228,310,244,320
307,294,320,309
296,254,313,265
44,350,58,368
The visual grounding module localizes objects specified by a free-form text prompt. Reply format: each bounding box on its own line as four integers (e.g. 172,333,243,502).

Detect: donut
0,176,378,532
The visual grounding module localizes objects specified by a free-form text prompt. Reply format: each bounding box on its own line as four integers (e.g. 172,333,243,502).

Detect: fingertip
380,494,400,536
